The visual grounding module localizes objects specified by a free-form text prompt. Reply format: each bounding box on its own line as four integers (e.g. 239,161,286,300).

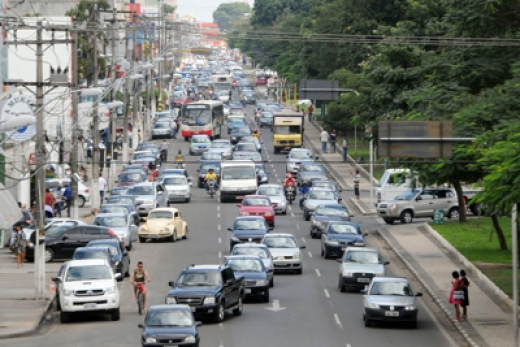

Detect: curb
0,294,55,340
350,198,377,216
374,228,480,347
422,222,515,310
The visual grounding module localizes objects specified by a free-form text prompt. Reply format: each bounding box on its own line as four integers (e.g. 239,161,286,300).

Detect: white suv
53,259,121,323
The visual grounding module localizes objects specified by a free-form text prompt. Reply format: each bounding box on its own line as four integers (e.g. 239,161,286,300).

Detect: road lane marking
347,344,352,347
273,168,276,173
296,224,300,230
271,164,274,168
288,206,292,212
291,212,294,217
218,225,221,231
218,237,222,243
218,251,222,258
315,269,321,277
301,237,306,243
217,205,220,211
334,313,343,329
308,251,313,258
324,289,330,298
217,213,220,218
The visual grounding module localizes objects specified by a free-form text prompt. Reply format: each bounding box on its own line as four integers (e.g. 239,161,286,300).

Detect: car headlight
165,296,177,304
342,270,353,277
354,242,365,247
164,227,170,233
231,136,237,140
145,337,157,343
293,252,301,258
365,303,380,309
405,304,417,311
221,186,231,191
184,336,196,343
203,296,216,304
231,235,240,242
105,286,117,294
256,280,269,286
375,272,385,277
63,289,74,296
239,212,250,216
145,199,155,205
388,204,397,210
326,239,339,245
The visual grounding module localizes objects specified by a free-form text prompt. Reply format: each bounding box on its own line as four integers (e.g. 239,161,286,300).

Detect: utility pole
91,7,101,211
131,25,138,149
144,25,149,137
34,21,45,300
109,7,118,191
122,27,129,163
71,31,79,220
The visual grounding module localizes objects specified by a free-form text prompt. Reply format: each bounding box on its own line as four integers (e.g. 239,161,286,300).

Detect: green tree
213,2,251,31
163,3,176,14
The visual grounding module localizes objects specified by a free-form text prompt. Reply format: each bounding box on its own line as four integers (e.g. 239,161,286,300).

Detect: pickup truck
165,264,245,322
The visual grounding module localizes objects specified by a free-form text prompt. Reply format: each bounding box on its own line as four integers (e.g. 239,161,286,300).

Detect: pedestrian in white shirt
320,130,329,153
98,174,107,202
350,169,360,200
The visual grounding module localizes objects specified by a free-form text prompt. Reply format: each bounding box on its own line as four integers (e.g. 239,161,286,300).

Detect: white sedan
256,184,288,215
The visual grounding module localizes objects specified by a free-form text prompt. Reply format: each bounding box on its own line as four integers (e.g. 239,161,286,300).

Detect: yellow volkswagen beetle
138,208,188,243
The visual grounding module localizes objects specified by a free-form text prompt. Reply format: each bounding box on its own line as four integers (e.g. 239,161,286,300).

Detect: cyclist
130,261,151,312
204,168,219,191
174,149,185,168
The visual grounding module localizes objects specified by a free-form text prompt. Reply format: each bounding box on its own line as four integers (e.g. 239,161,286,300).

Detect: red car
256,76,267,85
237,195,276,227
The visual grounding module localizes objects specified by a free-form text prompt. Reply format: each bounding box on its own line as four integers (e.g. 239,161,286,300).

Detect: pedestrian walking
63,185,72,217
459,269,470,320
320,129,329,153
449,270,463,322
99,173,107,202
330,130,337,153
44,188,56,219
138,129,142,143
308,104,314,122
12,225,26,268
54,184,63,217
350,169,360,200
172,120,178,139
342,138,348,162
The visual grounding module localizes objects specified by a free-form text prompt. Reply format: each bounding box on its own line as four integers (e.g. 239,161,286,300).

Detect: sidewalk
377,223,514,347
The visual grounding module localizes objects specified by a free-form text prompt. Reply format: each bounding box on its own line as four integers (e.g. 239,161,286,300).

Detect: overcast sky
177,0,254,23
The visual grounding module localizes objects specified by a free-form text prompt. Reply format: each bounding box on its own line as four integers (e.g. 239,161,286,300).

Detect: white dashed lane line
308,251,313,258
218,225,221,231
218,251,222,258
315,269,321,277
218,237,222,243
324,289,330,298
334,313,343,329
217,213,220,218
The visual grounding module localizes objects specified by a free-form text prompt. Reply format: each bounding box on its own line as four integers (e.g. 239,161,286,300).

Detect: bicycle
135,282,146,315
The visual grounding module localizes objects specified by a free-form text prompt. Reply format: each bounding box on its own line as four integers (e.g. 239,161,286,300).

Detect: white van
220,161,258,202
376,169,415,203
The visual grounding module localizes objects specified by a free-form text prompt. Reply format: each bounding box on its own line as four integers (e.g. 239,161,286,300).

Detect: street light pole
71,31,79,220
91,7,101,212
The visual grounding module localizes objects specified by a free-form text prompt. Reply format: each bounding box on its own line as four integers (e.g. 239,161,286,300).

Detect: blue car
228,216,273,252
320,221,368,259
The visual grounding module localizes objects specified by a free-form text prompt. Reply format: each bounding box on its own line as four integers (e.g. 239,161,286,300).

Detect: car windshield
211,142,230,148
233,247,269,258
329,224,359,234
135,156,156,163
302,164,326,172
163,177,187,185
369,281,414,296
200,164,221,174
201,153,222,160
290,151,313,159
129,186,155,196
88,243,119,255
192,137,211,143
45,223,76,238
234,153,262,161
234,220,265,230
65,265,112,282
345,251,380,264
222,166,256,180
226,259,264,273
73,250,108,261
316,207,348,216
183,106,212,126
308,191,335,200
146,310,194,327
119,173,142,182
231,126,250,134
154,122,170,129
396,190,421,201
134,151,153,159
176,271,223,287
242,198,270,206
313,182,338,191
107,197,133,205
257,187,282,196
148,211,173,219
110,188,128,196
100,206,128,214
261,113,273,118
137,144,157,151
274,125,300,135
264,237,298,248
236,144,256,151
94,216,127,227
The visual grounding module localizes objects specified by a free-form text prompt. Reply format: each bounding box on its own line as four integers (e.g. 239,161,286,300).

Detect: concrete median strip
0,295,55,340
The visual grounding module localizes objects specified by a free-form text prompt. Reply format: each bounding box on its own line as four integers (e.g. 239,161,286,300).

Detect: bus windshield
183,106,212,126
221,166,256,180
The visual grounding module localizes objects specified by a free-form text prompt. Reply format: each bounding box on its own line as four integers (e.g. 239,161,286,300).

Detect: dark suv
165,265,245,322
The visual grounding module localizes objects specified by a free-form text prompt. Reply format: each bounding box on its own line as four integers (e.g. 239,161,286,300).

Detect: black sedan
230,126,252,144
87,238,131,278
310,204,353,239
320,221,368,259
138,305,201,347
228,217,272,252
225,256,270,302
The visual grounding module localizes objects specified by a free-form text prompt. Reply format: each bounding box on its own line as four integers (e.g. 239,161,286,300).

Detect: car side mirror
195,321,203,327
236,204,242,207
168,281,175,287
360,289,368,295
415,196,421,201
138,323,144,328
189,182,193,187
299,245,306,249
227,228,233,232
187,177,192,182
416,292,423,297
51,276,62,283
62,235,68,241
315,156,319,160
363,233,369,236
114,273,122,280
268,226,274,231
383,261,390,265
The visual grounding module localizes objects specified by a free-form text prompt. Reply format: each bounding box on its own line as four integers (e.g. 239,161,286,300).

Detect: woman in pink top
449,271,462,322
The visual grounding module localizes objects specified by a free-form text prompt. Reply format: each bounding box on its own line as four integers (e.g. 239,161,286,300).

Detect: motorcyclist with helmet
174,149,185,168
204,168,219,191
283,173,296,195
251,128,261,139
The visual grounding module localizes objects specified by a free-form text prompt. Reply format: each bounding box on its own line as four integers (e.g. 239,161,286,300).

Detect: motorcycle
207,180,216,198
160,149,168,163
285,185,296,205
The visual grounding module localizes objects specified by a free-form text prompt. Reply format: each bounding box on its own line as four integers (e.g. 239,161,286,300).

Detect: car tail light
108,229,117,236
239,212,250,216
84,189,89,193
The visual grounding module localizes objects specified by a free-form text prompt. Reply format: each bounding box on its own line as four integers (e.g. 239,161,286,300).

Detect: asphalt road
1,95,458,347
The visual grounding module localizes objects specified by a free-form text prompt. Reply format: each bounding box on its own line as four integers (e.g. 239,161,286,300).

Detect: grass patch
479,268,518,298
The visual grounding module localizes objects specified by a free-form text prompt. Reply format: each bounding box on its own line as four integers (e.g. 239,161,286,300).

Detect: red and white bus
181,100,224,140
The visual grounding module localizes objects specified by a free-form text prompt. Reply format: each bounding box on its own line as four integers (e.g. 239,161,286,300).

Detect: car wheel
45,248,54,262
295,267,302,275
139,237,146,243
183,227,189,239
220,196,226,203
233,296,243,316
186,197,191,203
383,218,394,225
364,315,372,327
171,231,177,243
263,290,270,303
111,307,121,321
324,247,330,259
448,208,460,220
60,311,71,324
304,211,310,221
269,277,274,288
400,210,413,224
320,247,324,256
125,268,130,277
338,276,346,292
215,302,225,322
126,239,132,251
166,200,170,207
78,195,86,208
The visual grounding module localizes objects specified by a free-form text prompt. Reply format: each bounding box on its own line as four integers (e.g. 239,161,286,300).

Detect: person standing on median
12,225,26,268
459,269,470,321
330,130,337,153
350,169,360,200
342,137,348,162
320,129,329,153
99,173,107,203
449,270,463,322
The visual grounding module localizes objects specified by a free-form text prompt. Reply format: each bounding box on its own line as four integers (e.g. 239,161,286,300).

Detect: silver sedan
256,184,287,214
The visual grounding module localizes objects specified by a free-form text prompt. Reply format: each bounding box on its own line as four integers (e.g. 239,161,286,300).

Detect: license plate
190,307,196,312
357,278,370,283
385,311,399,317
149,234,158,239
245,288,251,294
84,303,97,309
236,195,244,199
